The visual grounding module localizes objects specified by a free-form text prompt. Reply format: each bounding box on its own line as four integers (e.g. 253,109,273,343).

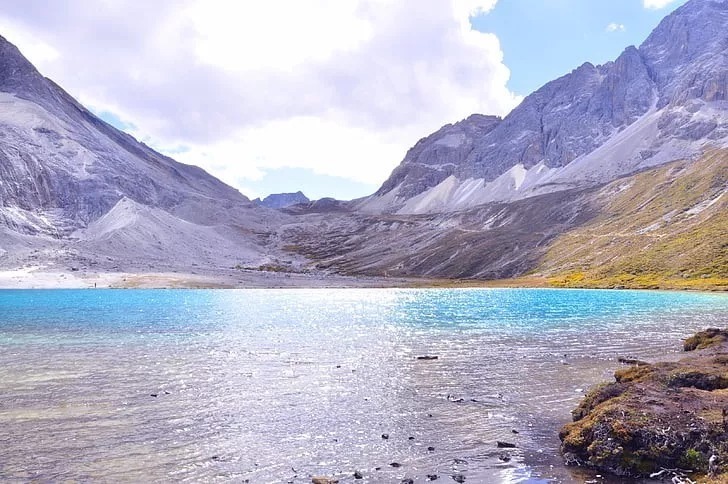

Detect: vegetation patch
685,328,728,351
542,151,728,291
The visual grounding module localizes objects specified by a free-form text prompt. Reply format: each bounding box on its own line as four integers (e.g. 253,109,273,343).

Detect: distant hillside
254,191,310,209
542,150,727,290
280,149,727,290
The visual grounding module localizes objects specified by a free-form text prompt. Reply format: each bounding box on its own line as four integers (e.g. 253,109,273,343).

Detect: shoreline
0,267,726,292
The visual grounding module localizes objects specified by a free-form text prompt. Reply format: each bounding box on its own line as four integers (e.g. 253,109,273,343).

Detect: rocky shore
560,329,728,482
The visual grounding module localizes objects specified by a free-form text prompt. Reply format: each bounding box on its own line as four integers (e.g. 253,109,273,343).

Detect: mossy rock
561,329,728,479
685,328,728,351
667,369,728,390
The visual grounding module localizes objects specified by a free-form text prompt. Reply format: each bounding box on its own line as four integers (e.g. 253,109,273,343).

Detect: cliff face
361,0,728,215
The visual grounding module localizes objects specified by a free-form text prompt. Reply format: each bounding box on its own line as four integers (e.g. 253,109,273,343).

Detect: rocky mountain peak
254,191,310,209
0,33,259,238
640,0,728,107
0,34,54,104
361,0,728,215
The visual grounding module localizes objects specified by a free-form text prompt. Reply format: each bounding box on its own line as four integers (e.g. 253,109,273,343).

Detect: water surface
0,288,726,483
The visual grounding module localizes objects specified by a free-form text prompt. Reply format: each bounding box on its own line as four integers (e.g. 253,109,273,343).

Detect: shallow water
0,288,726,483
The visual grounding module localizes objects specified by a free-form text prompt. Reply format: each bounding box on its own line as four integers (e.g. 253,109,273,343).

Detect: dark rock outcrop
560,329,728,479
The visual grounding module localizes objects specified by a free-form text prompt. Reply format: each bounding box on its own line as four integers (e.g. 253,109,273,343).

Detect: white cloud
0,0,520,199
643,0,677,9
0,17,59,65
605,22,626,32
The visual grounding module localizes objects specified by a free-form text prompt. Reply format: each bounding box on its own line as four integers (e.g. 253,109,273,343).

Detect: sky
0,0,687,201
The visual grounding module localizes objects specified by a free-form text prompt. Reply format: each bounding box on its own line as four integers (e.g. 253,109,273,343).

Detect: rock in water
560,328,728,478
311,478,338,484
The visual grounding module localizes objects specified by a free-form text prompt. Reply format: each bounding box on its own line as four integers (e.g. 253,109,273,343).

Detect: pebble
452,475,466,483
381,433,389,440
427,446,435,451
427,474,439,481
390,462,402,468
497,441,517,448
401,479,414,484
499,453,511,462
353,471,363,479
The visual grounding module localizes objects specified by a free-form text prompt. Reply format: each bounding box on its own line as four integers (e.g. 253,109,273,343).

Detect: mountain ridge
358,0,728,215
0,0,725,289
0,33,291,274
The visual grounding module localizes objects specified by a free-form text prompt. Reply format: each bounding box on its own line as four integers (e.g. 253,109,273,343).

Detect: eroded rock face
374,114,502,199
560,329,728,479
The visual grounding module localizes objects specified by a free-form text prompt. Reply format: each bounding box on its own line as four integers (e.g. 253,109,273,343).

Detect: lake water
0,288,726,483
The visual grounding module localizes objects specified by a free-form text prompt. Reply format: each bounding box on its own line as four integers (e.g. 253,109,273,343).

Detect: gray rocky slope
0,34,291,272
358,0,728,214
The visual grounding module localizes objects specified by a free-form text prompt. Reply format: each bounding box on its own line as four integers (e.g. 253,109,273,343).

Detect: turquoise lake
0,288,726,483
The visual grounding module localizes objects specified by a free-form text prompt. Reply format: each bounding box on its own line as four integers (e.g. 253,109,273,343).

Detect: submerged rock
560,328,728,479
311,478,338,484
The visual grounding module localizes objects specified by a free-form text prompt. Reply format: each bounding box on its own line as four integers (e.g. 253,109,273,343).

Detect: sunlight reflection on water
0,288,726,483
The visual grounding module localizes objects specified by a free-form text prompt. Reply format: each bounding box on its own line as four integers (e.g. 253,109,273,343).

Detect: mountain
280,0,727,289
359,0,728,214
281,149,727,289
0,0,726,289
0,34,286,273
254,191,310,209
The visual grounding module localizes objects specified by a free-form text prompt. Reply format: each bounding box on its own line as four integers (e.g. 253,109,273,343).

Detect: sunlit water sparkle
0,288,726,483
